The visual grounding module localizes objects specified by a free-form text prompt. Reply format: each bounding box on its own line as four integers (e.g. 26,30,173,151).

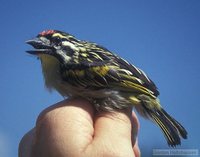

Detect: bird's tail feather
142,104,188,147
130,95,187,147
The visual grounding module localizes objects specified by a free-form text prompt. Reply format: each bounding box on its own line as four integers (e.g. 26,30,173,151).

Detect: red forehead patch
39,30,56,36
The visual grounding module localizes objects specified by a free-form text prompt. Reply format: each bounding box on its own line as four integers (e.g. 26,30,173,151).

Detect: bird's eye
52,36,62,45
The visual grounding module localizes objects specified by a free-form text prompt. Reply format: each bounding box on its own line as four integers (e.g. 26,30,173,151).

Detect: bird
26,29,187,147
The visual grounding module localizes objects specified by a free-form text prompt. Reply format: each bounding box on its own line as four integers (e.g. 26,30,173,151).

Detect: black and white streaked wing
60,42,159,97
113,57,160,96
83,43,159,96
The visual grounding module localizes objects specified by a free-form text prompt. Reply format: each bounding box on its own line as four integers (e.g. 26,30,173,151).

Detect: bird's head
26,30,80,63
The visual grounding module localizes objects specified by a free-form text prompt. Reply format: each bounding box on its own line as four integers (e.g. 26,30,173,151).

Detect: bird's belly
53,81,131,110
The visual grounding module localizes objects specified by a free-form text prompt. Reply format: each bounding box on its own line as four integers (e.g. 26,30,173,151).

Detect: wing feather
61,42,159,97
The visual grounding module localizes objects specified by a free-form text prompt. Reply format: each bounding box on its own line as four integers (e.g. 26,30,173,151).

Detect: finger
18,128,35,157
131,111,140,157
87,108,135,156
131,111,139,146
133,139,141,157
33,99,95,156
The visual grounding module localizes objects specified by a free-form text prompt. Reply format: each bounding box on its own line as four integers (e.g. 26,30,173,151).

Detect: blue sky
0,0,200,156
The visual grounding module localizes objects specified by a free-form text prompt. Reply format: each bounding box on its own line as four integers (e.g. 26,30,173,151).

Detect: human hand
19,99,140,157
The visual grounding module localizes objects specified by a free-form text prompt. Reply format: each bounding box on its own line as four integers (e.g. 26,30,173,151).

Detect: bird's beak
26,37,52,55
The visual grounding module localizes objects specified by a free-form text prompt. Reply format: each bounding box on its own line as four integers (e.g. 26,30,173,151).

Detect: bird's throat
39,54,61,91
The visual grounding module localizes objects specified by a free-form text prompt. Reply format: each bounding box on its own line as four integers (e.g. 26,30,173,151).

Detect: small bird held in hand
26,30,187,146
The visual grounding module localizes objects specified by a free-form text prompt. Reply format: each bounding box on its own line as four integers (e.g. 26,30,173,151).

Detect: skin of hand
18,99,140,157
